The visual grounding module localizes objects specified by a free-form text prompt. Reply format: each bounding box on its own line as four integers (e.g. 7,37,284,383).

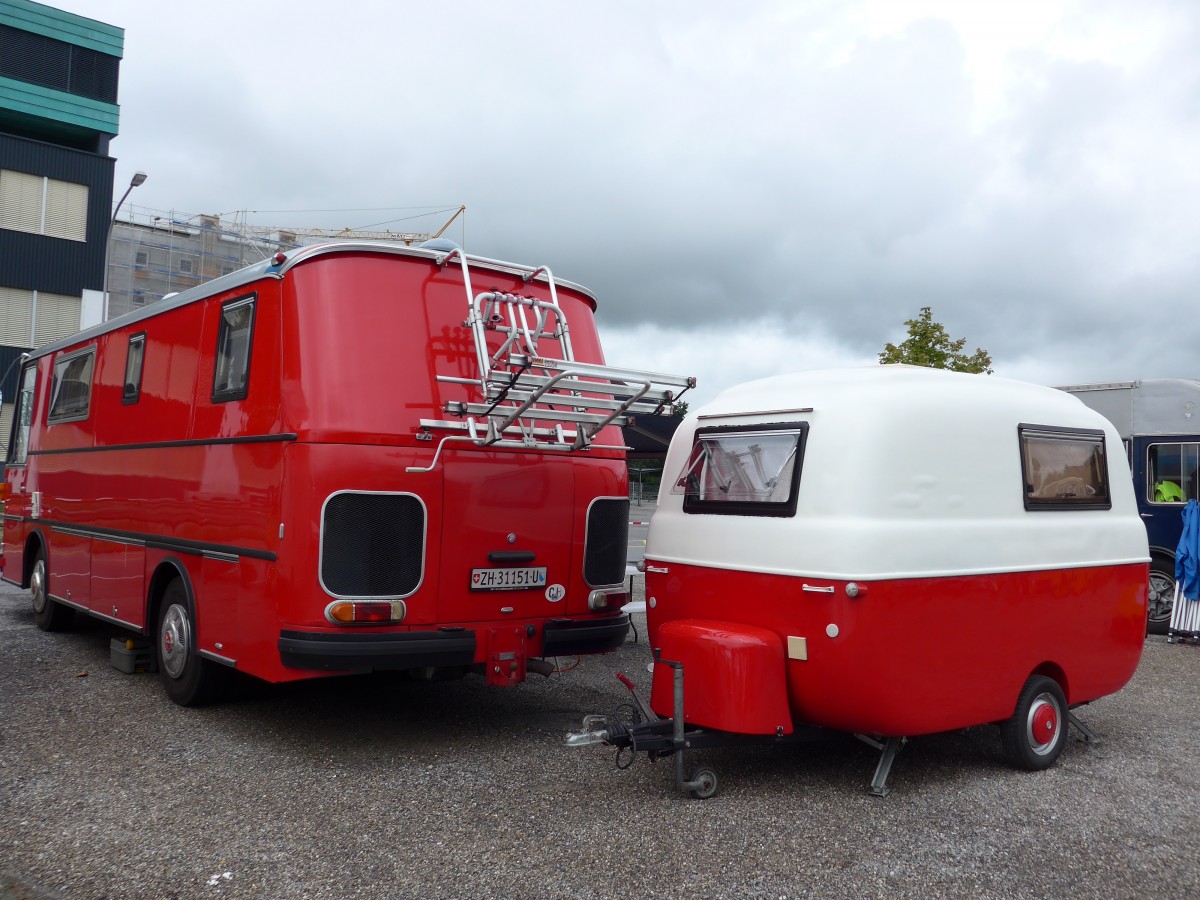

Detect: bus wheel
156,578,226,706
1001,675,1067,771
30,549,73,632
1147,558,1175,636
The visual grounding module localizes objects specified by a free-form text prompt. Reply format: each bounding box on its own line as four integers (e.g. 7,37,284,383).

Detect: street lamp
102,170,148,321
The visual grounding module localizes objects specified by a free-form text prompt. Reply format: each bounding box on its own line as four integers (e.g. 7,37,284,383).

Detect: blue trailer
1058,379,1200,634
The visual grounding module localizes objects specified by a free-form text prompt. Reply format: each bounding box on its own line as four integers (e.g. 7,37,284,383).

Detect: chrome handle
646,565,669,574
802,584,835,593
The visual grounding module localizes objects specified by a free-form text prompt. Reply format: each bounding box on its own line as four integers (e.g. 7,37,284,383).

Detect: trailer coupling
566,657,914,798
565,662,720,799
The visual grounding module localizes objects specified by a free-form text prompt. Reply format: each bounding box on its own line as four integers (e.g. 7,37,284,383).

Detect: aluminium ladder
409,248,695,472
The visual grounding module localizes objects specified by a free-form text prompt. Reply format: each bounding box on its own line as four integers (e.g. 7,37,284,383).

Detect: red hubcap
1030,700,1058,747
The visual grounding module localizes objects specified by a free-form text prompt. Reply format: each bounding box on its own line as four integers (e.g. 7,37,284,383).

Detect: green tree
878,307,993,374
671,400,689,417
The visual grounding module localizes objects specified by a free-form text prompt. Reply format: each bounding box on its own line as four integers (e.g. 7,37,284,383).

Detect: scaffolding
104,205,465,320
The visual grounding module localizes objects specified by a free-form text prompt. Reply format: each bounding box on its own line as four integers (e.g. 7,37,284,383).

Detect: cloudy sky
57,0,1200,408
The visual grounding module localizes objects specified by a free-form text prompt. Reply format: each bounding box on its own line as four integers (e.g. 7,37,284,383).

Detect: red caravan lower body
646,561,1147,737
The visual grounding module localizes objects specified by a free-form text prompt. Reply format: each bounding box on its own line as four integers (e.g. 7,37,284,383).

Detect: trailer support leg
856,733,906,797
1067,712,1100,745
658,657,715,797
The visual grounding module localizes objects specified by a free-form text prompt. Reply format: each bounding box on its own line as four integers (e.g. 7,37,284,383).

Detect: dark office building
0,0,123,437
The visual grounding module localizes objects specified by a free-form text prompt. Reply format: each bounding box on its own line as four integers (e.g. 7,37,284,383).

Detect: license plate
470,567,548,591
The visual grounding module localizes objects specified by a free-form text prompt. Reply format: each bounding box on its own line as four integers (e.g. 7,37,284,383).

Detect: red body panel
649,619,793,735
2,247,633,689
645,561,1147,737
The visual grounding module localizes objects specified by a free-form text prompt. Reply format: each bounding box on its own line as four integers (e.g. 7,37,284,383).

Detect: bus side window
123,332,146,404
47,347,96,423
7,364,37,465
212,294,255,403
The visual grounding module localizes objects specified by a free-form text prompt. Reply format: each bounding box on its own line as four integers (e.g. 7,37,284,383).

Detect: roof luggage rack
409,248,695,472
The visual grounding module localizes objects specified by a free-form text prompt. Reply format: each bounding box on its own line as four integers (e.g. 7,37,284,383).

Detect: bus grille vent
321,493,424,598
584,498,630,587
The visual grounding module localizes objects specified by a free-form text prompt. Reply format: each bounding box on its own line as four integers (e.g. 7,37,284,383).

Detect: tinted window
7,364,36,464
212,295,255,402
674,422,807,517
47,348,95,423
123,333,145,404
1019,425,1111,510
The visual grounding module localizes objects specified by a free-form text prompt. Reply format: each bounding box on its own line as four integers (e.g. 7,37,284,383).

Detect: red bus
1,240,692,705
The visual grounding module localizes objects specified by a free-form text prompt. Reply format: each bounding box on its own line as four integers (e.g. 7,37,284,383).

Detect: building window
675,422,808,517
0,169,89,242
212,295,255,402
179,258,194,274
134,251,148,266
0,285,81,346
48,346,96,423
1019,425,1111,511
0,24,119,104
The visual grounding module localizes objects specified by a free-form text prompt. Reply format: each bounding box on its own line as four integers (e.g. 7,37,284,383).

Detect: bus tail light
326,600,407,625
588,589,628,611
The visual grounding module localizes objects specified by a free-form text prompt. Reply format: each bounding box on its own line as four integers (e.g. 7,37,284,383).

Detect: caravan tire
1001,675,1067,771
1147,557,1175,636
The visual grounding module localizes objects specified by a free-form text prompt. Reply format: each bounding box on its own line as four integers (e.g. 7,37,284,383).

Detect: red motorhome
1,240,692,705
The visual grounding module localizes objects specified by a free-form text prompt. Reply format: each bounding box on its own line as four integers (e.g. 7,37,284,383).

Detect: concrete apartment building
0,0,123,439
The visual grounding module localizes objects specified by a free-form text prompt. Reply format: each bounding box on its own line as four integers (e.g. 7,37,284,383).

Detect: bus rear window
1019,425,1111,510
673,422,807,517
47,347,96,423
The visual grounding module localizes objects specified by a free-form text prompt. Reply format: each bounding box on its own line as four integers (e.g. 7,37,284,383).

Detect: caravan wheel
1001,675,1067,771
1147,558,1175,636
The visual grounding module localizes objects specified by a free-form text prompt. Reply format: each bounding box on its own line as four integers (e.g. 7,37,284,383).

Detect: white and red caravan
1,240,692,705
572,366,1149,796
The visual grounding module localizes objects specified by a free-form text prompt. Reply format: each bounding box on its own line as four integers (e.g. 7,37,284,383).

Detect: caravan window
674,422,807,517
1019,425,1111,511
212,294,255,402
47,346,96,423
1146,443,1200,504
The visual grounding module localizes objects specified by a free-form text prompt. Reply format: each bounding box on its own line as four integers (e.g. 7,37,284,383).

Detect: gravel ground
2,576,1199,900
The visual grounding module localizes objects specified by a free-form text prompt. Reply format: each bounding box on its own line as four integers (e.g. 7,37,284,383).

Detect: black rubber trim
29,432,298,456
542,614,630,656
25,519,276,562
278,629,477,672
487,550,536,563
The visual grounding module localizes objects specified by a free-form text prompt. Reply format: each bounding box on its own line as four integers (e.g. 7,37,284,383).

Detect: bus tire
1001,675,1067,771
1147,557,1175,636
30,548,73,632
156,578,227,707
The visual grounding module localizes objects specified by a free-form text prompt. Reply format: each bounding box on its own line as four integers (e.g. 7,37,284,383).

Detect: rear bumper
542,614,630,656
279,629,476,672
